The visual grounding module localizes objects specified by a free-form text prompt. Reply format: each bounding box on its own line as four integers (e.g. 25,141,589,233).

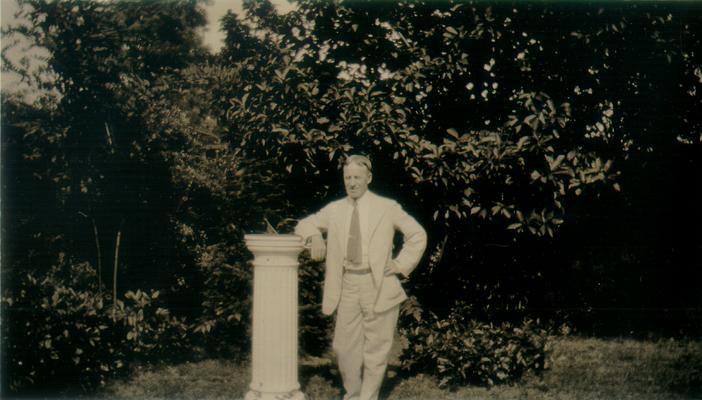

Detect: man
295,155,427,400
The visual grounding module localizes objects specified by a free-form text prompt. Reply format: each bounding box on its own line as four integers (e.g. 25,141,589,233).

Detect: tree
216,0,700,327
2,3,210,393
2,0,209,291
213,1,616,314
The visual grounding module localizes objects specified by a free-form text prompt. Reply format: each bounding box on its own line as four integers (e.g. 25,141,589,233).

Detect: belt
344,267,372,275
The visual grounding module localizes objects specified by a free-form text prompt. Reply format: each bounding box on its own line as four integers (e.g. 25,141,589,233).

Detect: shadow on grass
378,365,407,399
663,350,702,398
300,363,340,384
300,361,342,400
300,361,411,400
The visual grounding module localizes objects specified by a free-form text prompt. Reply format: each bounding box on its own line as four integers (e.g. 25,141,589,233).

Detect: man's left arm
385,202,427,277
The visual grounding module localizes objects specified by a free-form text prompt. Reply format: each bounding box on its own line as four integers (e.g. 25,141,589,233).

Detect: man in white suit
295,155,427,400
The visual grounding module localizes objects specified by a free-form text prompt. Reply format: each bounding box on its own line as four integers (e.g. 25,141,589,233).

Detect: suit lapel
367,192,388,242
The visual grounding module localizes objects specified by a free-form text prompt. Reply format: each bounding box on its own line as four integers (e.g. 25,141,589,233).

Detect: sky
201,0,296,53
0,0,296,97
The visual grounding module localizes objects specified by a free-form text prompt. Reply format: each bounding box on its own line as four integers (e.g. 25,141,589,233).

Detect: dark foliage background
1,0,700,396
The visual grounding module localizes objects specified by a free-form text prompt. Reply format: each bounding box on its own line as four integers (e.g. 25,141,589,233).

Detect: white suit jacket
295,191,427,315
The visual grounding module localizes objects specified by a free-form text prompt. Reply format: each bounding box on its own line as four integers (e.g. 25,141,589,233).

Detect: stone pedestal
244,234,305,400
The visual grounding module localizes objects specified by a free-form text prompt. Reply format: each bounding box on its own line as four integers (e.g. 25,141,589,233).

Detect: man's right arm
295,204,332,261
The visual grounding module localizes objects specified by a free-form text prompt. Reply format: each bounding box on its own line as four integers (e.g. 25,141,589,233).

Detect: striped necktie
346,201,362,264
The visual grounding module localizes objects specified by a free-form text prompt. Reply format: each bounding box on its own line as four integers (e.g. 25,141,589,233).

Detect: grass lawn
100,336,702,400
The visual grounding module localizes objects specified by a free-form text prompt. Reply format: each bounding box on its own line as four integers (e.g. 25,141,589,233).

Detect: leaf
550,154,565,171
446,128,459,139
524,114,537,127
516,136,530,150
507,223,521,230
393,96,406,105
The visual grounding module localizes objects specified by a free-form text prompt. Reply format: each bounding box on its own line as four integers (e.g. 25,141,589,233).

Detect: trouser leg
359,299,399,400
333,274,364,400
334,273,399,400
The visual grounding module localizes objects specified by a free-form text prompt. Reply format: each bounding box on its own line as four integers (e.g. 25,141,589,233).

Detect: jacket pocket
374,274,407,313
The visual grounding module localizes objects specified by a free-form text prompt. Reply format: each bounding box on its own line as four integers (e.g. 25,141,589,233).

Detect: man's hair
343,154,372,173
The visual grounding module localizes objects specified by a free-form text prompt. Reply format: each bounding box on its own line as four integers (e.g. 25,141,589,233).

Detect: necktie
347,201,362,264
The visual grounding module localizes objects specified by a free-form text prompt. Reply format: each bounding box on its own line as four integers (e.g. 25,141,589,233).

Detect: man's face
343,163,372,199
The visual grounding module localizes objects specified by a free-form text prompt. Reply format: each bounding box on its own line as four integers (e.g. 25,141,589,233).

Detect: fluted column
244,234,305,400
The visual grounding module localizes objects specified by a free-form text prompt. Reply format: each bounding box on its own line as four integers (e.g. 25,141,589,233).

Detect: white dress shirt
344,192,371,268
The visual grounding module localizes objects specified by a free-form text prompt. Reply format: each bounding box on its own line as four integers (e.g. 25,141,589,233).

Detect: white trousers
333,273,399,400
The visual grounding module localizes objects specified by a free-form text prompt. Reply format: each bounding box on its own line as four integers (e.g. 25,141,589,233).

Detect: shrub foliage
1,260,189,394
399,299,548,387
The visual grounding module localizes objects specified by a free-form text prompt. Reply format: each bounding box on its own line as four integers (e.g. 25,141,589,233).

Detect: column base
245,389,305,400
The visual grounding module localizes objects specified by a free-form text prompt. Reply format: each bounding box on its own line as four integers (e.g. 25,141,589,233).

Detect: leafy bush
114,289,191,363
1,261,189,396
399,298,548,387
189,243,253,358
298,256,333,357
